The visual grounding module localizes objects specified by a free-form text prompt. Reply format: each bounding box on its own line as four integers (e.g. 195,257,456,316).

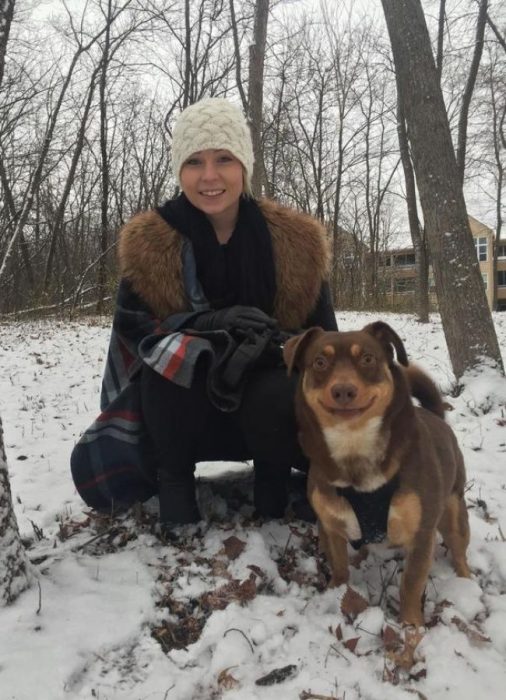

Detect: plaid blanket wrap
70,240,220,512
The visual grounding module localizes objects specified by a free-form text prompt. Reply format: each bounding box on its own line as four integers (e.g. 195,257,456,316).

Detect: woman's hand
189,305,278,334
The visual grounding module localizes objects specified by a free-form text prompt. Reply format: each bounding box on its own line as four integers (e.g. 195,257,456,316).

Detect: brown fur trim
118,200,331,326
258,199,330,328
118,210,187,320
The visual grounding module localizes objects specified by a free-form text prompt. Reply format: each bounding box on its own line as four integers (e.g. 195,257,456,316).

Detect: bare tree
395,67,429,322
381,0,503,378
436,0,446,83
0,1,121,283
0,0,14,86
485,45,505,310
247,0,269,196
456,0,488,183
0,415,31,605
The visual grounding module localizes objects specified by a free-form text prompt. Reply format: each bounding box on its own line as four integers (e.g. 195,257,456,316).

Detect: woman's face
179,149,244,223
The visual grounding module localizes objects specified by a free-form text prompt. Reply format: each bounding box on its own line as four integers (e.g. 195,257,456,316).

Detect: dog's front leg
308,472,361,587
387,489,434,625
398,531,435,626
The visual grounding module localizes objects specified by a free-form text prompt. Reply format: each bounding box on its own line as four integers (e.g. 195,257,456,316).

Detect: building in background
378,216,506,311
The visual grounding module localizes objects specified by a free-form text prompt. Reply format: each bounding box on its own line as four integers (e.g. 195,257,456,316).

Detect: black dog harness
336,476,399,550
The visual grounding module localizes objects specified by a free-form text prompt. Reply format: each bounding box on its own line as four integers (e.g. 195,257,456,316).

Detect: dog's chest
322,417,390,491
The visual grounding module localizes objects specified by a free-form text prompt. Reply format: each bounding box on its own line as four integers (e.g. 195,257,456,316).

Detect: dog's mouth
318,395,376,418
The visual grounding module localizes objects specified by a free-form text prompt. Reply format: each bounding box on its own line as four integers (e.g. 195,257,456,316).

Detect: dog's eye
360,353,376,366
313,355,329,371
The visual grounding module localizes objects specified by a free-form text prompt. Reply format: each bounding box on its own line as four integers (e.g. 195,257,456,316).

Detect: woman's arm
304,281,338,331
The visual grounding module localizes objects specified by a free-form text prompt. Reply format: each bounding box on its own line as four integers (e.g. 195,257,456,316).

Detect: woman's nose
201,160,218,180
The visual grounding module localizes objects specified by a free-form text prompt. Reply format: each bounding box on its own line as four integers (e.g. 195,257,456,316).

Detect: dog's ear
283,327,325,375
363,321,409,367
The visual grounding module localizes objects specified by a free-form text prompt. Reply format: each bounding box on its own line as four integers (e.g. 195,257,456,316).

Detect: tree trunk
396,83,429,322
381,0,503,379
0,415,31,605
248,0,269,197
44,67,99,293
456,0,488,184
96,0,113,314
436,0,446,83
0,0,15,87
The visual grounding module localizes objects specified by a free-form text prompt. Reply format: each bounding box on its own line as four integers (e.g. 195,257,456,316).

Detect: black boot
253,461,290,518
158,470,201,526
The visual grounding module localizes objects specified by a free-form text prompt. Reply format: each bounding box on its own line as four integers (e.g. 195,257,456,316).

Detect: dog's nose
330,383,358,406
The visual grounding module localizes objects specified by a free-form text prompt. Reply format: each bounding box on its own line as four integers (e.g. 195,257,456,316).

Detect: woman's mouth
199,189,225,197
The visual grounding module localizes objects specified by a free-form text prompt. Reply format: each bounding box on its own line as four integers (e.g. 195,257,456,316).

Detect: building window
394,277,416,293
475,236,488,261
482,273,488,291
498,243,506,260
393,253,415,267
498,270,506,288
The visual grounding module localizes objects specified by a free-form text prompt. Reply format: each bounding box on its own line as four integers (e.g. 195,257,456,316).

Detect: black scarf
156,194,277,315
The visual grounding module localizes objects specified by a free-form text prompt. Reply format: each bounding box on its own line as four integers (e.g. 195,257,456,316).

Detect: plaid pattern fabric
71,268,214,512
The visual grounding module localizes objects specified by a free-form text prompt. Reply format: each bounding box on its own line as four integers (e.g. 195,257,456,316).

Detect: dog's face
283,322,408,431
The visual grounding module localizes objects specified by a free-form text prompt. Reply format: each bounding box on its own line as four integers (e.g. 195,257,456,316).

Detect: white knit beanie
172,98,254,195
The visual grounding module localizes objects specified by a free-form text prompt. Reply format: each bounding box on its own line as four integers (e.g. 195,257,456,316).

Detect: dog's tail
404,365,445,419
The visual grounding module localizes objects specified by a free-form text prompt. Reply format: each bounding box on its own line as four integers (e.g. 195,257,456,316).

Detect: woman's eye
217,155,233,163
361,353,375,366
184,158,201,166
313,356,328,371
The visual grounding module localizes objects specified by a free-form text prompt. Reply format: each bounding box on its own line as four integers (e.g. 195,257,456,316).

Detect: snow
0,310,505,700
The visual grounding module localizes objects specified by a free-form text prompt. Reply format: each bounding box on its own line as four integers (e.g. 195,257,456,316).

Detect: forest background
0,0,505,318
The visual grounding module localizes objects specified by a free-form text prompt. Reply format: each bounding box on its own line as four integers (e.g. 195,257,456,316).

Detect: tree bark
456,0,488,184
0,414,31,605
381,0,503,378
0,0,15,88
396,78,429,322
436,0,446,83
248,0,269,197
96,0,113,315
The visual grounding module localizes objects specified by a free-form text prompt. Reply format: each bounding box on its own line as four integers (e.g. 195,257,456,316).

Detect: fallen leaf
237,573,257,604
222,535,246,560
451,616,491,643
343,636,360,653
382,624,402,651
255,664,298,686
202,575,257,611
247,563,266,579
340,586,368,622
217,666,240,690
210,557,231,579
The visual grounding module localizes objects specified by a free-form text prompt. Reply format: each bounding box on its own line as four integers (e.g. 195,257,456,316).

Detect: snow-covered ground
0,310,505,700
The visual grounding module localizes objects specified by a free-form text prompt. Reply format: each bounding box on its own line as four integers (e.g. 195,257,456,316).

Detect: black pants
140,361,308,520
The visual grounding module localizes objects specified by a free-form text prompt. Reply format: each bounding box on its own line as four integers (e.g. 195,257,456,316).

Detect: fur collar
118,198,330,329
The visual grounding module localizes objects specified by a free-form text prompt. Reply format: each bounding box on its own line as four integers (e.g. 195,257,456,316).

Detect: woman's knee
238,367,302,462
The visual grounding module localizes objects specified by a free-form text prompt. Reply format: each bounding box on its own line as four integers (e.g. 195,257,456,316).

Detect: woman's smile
180,149,244,239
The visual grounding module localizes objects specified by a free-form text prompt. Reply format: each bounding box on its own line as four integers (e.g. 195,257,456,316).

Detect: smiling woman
70,97,338,533
179,150,245,243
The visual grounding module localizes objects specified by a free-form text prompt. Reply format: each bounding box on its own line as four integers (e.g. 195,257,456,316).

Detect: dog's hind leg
438,493,471,578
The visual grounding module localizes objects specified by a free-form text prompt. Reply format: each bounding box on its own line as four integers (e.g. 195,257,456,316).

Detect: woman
71,98,337,528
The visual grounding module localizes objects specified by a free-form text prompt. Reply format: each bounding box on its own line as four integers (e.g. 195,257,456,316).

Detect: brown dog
284,322,471,626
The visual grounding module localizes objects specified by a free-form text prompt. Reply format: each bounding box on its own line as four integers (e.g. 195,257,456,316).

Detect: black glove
189,305,278,334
